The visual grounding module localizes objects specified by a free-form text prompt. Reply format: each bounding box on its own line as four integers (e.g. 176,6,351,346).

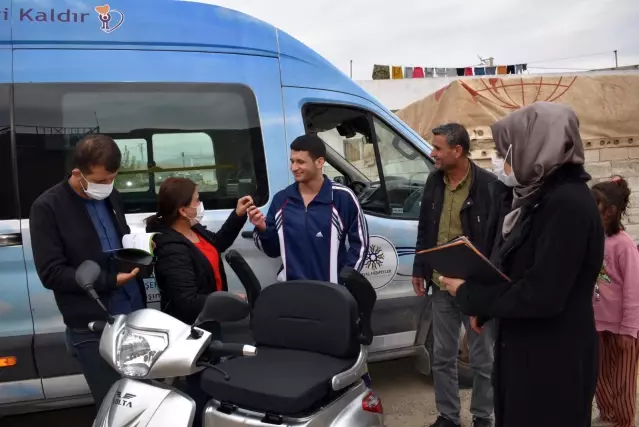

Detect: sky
190,0,639,81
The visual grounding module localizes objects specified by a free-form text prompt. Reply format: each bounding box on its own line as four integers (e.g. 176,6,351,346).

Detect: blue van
0,0,471,414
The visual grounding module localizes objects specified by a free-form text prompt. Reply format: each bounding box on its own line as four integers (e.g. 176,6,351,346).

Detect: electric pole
614,50,618,68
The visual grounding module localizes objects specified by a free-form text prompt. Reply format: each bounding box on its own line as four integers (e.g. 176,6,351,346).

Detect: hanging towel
404,66,413,79
507,65,516,74
464,67,473,76
412,67,425,78
372,65,390,80
514,64,523,74
456,68,465,76
474,67,486,76
391,66,404,79
485,66,497,75
522,63,528,72
435,68,446,77
425,68,435,77
446,68,458,77
497,66,508,75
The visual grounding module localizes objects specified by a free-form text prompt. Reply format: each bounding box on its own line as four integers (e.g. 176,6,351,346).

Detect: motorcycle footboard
93,378,196,427
203,381,383,427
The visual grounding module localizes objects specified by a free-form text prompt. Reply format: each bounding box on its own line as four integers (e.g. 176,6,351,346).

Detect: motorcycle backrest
339,267,376,345
75,260,101,288
251,280,360,359
224,250,261,310
196,292,250,325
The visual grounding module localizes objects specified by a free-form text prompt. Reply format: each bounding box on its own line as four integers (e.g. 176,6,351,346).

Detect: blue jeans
65,327,121,408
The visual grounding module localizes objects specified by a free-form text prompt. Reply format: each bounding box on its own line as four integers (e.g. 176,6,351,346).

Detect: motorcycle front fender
93,378,195,427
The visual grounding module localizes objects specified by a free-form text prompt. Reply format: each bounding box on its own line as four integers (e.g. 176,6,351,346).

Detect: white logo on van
361,236,399,290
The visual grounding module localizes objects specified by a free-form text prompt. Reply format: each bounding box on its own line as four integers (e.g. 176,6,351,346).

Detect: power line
526,51,613,65
527,66,592,71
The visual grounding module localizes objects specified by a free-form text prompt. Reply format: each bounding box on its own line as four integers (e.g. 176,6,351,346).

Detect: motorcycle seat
200,277,374,416
200,347,356,415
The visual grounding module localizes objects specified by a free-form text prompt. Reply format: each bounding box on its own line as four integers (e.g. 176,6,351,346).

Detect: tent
395,72,639,149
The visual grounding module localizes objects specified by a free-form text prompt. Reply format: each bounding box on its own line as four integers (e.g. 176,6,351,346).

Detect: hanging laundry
435,68,446,77
507,65,516,74
404,66,413,79
497,66,508,75
372,65,390,80
391,66,404,79
485,66,497,75
515,64,523,74
474,67,486,76
456,68,465,76
425,68,435,77
522,64,528,71
412,67,425,78
446,68,458,77
464,67,473,76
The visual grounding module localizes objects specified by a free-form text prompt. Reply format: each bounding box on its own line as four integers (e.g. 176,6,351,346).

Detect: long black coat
148,211,247,325
455,164,604,427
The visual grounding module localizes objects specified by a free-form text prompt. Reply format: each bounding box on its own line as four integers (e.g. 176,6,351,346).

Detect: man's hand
412,276,426,296
248,206,266,232
470,316,484,334
116,268,140,286
619,334,637,351
236,196,254,216
439,276,465,296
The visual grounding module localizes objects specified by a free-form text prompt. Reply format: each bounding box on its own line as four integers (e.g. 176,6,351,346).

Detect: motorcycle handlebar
209,340,257,358
89,321,106,333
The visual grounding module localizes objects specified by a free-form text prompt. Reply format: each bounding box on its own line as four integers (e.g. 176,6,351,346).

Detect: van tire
424,325,474,389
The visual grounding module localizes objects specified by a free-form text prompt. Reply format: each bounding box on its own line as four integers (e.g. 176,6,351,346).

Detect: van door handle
0,233,22,247
241,231,253,239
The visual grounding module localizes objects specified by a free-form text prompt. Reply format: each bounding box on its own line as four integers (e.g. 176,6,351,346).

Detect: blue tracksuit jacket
253,177,369,283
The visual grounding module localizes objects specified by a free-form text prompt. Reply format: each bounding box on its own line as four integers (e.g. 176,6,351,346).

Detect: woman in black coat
440,102,605,427
146,177,253,327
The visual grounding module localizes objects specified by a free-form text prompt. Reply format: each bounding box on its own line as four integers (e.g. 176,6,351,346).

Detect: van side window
14,83,269,216
0,84,17,220
303,104,432,220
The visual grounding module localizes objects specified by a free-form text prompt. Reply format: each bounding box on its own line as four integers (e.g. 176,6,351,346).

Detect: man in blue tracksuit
249,134,369,283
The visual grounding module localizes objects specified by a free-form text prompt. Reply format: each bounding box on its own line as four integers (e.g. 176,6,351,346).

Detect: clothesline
372,64,528,80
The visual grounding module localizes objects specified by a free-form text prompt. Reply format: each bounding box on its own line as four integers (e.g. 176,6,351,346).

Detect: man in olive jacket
412,124,496,427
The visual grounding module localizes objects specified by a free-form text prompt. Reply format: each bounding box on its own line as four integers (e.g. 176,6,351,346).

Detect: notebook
417,236,510,283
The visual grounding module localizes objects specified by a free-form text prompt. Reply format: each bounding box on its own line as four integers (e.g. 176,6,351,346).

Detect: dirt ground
370,358,639,427
4,358,638,426
370,359,475,426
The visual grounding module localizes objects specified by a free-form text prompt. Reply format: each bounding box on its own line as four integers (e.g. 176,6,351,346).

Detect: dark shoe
429,416,461,427
472,418,493,427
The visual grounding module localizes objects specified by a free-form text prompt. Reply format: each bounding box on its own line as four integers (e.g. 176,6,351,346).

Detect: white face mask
186,202,205,226
81,173,114,200
495,145,520,187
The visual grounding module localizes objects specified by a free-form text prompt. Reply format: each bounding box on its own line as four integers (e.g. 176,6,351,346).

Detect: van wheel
424,325,474,389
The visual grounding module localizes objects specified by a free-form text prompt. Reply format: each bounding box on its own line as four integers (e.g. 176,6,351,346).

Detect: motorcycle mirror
75,260,101,289
75,260,115,324
195,292,250,325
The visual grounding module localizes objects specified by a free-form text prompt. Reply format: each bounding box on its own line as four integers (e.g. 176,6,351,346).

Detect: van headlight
115,327,168,378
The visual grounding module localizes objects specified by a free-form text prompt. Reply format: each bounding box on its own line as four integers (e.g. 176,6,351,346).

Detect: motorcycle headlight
115,327,168,378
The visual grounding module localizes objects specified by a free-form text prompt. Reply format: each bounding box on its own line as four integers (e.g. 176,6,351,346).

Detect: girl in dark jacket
440,102,605,427
146,177,253,327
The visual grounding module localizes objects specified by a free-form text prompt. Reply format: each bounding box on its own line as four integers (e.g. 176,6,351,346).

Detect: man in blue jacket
249,134,369,283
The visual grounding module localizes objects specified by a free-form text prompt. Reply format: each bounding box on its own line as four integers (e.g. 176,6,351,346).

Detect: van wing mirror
195,292,250,325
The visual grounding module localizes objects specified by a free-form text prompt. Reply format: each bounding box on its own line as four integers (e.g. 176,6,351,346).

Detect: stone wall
469,138,639,242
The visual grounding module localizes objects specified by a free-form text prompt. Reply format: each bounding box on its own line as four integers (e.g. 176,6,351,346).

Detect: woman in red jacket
146,177,253,328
